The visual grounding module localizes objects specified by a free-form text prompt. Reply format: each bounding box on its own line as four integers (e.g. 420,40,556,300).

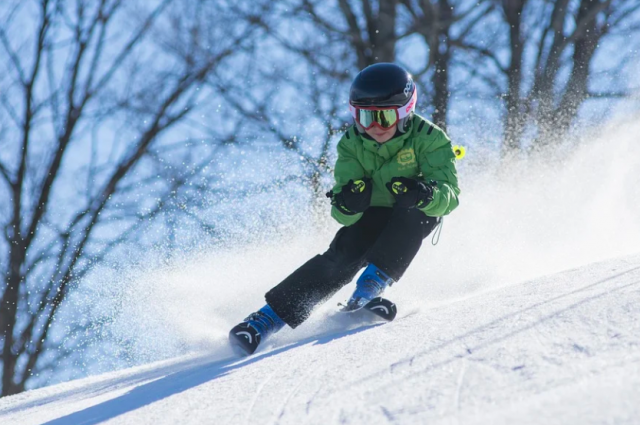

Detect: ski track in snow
1,254,639,425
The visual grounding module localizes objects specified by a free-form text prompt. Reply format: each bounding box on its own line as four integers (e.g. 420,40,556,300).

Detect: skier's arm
331,136,367,226
417,130,460,217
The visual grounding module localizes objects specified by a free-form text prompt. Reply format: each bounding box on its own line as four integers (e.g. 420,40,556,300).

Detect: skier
229,63,460,355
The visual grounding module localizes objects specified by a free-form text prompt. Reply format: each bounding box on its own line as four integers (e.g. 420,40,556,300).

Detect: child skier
229,63,460,355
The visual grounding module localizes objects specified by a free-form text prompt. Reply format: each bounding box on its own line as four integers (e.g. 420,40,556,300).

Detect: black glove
326,178,372,215
385,177,434,209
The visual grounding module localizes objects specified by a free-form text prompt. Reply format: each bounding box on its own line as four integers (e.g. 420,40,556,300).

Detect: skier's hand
327,178,372,215
386,177,434,209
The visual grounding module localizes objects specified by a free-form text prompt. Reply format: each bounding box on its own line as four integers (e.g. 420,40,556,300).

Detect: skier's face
365,124,396,144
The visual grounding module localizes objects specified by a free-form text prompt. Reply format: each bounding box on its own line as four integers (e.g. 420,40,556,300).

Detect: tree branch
453,2,495,42
23,0,171,253
0,161,12,187
561,0,611,49
450,39,508,74
90,0,173,95
337,0,368,68
299,0,345,34
587,90,637,98
0,27,26,85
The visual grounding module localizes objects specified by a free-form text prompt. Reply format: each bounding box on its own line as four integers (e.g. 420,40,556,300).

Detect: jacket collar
358,124,413,160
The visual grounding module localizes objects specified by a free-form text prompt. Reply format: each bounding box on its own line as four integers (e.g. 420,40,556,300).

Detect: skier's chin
367,127,396,143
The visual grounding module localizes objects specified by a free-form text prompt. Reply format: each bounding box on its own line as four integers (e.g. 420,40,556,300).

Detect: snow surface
1,253,639,425
2,118,640,424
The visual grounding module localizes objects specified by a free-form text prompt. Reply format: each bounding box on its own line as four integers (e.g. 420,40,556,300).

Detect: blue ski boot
229,304,285,356
342,263,395,312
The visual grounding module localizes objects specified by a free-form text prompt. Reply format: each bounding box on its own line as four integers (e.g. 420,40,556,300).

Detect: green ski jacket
331,114,460,226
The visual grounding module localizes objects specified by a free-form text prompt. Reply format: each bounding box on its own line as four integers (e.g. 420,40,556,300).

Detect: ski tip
229,325,261,356
364,297,397,322
338,297,397,321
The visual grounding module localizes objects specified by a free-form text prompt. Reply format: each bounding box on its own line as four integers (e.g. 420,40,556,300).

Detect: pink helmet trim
398,87,417,119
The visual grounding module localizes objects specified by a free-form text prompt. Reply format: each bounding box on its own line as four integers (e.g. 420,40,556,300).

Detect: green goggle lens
357,108,399,129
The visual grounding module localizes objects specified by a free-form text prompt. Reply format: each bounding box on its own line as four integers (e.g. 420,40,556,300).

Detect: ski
339,297,397,322
228,323,261,356
363,297,397,321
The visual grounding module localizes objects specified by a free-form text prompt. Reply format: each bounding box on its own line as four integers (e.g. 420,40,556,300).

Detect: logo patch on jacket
397,148,416,168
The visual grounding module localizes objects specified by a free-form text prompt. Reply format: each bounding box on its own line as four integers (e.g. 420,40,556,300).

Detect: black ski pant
265,207,440,328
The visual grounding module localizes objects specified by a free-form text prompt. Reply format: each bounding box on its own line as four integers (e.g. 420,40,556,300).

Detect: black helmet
350,63,415,107
349,63,417,132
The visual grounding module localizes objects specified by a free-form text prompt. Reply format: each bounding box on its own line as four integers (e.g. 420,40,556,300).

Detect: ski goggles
349,87,417,130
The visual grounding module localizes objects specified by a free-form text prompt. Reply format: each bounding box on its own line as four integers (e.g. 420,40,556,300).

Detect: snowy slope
1,253,639,425
2,118,640,424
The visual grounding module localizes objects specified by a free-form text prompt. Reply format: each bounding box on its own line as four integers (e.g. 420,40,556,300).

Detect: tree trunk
373,0,397,63
554,0,605,136
501,0,527,155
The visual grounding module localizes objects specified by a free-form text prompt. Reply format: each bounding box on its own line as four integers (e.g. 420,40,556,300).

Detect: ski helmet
349,63,417,133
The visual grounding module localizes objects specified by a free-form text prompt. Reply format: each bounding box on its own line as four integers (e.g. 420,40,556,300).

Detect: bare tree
222,0,474,216
260,0,493,143
333,0,399,68
0,0,256,396
458,0,640,155
201,0,357,219
229,0,640,175
215,0,402,219
399,0,495,129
